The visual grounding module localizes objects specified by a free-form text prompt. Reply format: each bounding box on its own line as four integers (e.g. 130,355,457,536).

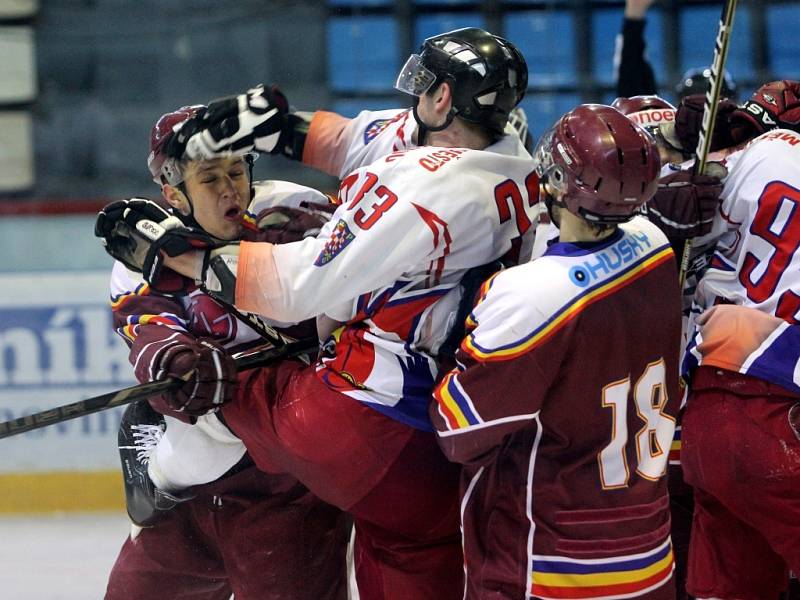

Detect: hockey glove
729,80,800,143
644,165,726,239
665,94,738,154
165,84,290,161
96,198,183,277
96,198,224,289
251,204,331,244
198,244,241,307
157,338,238,416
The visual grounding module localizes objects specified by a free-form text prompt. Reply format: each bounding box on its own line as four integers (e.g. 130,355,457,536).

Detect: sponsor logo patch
628,108,676,128
314,219,356,266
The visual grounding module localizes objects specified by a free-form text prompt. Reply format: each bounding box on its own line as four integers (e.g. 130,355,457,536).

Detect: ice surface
0,512,129,600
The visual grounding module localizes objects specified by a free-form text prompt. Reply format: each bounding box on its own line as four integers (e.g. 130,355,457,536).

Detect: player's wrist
624,5,647,19
624,0,652,19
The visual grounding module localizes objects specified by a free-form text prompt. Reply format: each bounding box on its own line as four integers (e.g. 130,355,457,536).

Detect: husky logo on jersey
364,118,393,145
314,219,356,266
568,231,654,287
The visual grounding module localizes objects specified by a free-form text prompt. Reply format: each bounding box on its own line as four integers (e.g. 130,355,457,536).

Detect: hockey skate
118,400,193,527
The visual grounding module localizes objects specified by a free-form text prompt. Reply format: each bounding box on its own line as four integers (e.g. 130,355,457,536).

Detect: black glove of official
95,198,223,287
164,84,290,161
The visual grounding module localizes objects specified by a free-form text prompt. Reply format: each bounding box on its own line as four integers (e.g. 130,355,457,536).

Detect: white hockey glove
166,84,290,161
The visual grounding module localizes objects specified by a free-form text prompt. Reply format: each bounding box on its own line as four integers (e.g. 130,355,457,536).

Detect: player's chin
214,221,242,241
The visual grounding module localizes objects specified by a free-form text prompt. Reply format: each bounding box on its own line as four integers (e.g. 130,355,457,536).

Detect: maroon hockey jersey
432,217,682,599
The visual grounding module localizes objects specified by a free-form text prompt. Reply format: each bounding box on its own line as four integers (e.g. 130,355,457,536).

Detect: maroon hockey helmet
611,95,676,136
533,104,661,224
147,105,205,185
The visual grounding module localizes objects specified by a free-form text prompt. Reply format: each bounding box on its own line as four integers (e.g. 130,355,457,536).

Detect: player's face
657,144,685,167
182,157,251,240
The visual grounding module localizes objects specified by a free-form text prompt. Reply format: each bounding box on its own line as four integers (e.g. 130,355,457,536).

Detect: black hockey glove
165,84,290,161
95,198,223,288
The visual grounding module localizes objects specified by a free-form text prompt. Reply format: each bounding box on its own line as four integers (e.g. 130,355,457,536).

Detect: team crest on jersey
314,219,356,266
364,118,393,144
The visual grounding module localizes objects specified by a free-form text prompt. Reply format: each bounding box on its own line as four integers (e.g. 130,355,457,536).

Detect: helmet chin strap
541,180,566,229
174,182,203,230
412,101,456,146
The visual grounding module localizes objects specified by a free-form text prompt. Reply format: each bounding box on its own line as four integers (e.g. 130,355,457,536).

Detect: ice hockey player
430,104,682,599
674,80,800,600
100,105,350,600
97,27,534,600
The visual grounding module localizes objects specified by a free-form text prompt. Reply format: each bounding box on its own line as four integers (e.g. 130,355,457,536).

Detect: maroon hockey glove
157,338,238,416
165,84,290,160
248,203,333,244
644,167,724,239
669,94,738,154
729,80,800,143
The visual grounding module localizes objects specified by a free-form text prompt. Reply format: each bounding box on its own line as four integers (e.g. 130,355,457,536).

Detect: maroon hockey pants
223,359,464,600
105,466,350,600
682,366,800,600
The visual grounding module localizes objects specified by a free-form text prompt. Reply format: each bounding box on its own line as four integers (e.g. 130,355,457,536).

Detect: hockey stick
0,337,318,440
678,0,738,289
211,295,293,349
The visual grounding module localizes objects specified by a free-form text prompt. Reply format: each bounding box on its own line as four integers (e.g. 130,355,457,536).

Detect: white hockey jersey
108,180,331,486
683,129,800,394
110,180,330,351
236,138,539,430
302,106,531,179
303,108,419,179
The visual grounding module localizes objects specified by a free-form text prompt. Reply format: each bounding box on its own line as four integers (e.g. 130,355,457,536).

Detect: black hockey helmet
395,27,528,136
675,66,738,100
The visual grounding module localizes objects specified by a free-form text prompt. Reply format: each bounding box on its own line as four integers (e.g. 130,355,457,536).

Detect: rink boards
0,271,133,512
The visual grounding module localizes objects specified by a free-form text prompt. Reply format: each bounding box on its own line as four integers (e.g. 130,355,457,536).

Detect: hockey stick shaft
0,337,318,440
679,0,738,289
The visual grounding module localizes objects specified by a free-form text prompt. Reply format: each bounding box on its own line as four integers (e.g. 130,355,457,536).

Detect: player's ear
431,80,453,116
163,184,191,217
